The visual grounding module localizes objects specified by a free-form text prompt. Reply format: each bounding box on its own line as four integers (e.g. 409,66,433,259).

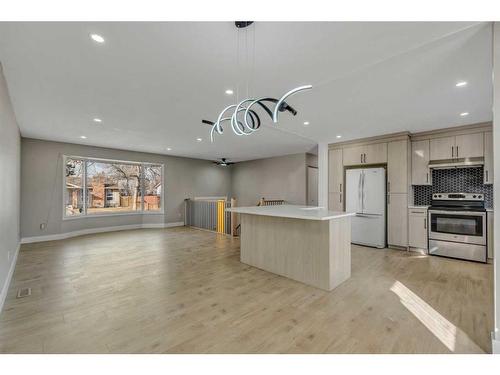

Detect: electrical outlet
40,223,46,230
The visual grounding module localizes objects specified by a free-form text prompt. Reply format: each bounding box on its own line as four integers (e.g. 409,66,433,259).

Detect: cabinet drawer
409,209,427,216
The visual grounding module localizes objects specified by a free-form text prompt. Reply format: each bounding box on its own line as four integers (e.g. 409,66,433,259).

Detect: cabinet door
455,133,484,158
328,192,343,212
342,145,365,166
388,140,408,193
484,132,493,184
328,149,343,192
408,210,428,249
487,212,494,259
411,140,431,185
387,193,408,247
364,142,387,164
430,136,455,161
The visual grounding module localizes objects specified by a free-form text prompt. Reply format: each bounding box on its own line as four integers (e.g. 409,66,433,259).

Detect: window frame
62,155,164,220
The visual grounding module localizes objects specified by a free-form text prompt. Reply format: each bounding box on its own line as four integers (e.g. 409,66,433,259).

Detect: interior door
307,167,318,206
345,169,362,213
362,168,386,215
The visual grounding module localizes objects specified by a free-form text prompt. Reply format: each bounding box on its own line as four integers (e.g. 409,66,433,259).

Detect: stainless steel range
428,192,487,263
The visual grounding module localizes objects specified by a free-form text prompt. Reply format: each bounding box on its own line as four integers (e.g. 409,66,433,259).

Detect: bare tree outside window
64,158,84,216
143,165,162,211
64,157,163,217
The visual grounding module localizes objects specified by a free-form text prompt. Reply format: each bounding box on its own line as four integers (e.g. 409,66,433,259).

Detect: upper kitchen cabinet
484,131,493,184
329,149,343,193
387,140,408,193
364,143,388,165
342,143,387,166
455,133,484,158
411,140,431,185
429,133,484,161
429,136,455,160
342,145,366,166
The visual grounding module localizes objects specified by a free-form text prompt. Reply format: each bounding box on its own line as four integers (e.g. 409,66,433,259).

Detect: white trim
492,332,500,354
62,211,164,220
21,222,184,244
193,196,227,201
0,241,20,313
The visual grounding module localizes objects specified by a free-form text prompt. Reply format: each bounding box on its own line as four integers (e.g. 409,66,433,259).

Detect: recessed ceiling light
196,138,203,142
336,135,342,139
303,121,310,126
460,112,469,117
166,147,172,151
93,118,102,123
90,34,105,43
225,89,234,95
80,135,87,139
455,81,467,87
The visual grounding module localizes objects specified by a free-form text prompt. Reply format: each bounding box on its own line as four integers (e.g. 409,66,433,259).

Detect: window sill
63,211,165,220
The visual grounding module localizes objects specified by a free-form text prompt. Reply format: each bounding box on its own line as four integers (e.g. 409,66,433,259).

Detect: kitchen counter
227,204,353,291
227,204,355,220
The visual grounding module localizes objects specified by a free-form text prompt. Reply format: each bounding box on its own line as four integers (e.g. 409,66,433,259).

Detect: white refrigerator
345,167,386,248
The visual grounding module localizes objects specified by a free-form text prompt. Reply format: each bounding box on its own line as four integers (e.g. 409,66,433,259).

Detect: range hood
429,157,484,170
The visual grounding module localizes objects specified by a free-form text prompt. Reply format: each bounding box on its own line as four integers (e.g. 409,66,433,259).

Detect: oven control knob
438,194,442,198
478,195,482,199
473,195,476,198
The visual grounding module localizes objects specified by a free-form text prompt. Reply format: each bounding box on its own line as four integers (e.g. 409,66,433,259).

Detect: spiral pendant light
202,22,312,142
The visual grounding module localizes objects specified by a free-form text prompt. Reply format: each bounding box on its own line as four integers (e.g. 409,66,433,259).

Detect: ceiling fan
213,158,235,167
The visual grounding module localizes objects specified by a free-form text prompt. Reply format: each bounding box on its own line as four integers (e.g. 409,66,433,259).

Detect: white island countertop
226,204,355,221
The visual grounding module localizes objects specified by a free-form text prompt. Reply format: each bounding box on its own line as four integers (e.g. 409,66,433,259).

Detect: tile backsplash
413,166,493,208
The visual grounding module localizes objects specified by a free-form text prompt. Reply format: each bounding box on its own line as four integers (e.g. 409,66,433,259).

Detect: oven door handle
428,210,486,217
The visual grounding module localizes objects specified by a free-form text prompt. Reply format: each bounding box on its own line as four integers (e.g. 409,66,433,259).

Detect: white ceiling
0,22,493,162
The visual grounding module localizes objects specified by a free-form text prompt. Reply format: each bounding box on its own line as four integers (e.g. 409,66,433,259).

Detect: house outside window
64,156,164,218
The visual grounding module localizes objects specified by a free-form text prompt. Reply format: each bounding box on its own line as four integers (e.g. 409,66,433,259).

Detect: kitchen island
226,205,355,291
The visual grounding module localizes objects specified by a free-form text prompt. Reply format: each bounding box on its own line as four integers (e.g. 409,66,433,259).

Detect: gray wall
21,138,232,238
306,153,318,168
0,65,21,303
231,153,307,207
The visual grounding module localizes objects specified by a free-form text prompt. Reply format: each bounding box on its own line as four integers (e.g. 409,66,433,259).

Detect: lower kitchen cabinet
388,193,408,248
408,208,428,250
328,192,343,211
488,211,494,259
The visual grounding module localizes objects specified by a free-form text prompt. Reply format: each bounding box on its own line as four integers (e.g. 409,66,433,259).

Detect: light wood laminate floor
0,227,493,353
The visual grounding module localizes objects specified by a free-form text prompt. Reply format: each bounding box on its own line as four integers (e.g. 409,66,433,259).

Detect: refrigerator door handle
361,171,365,212
358,172,362,213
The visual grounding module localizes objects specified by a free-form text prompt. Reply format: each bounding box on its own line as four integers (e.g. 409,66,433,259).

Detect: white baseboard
0,241,20,313
21,222,185,244
493,332,500,354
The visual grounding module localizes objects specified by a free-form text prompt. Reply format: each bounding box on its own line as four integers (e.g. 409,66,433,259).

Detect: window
64,156,163,218
64,158,84,216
